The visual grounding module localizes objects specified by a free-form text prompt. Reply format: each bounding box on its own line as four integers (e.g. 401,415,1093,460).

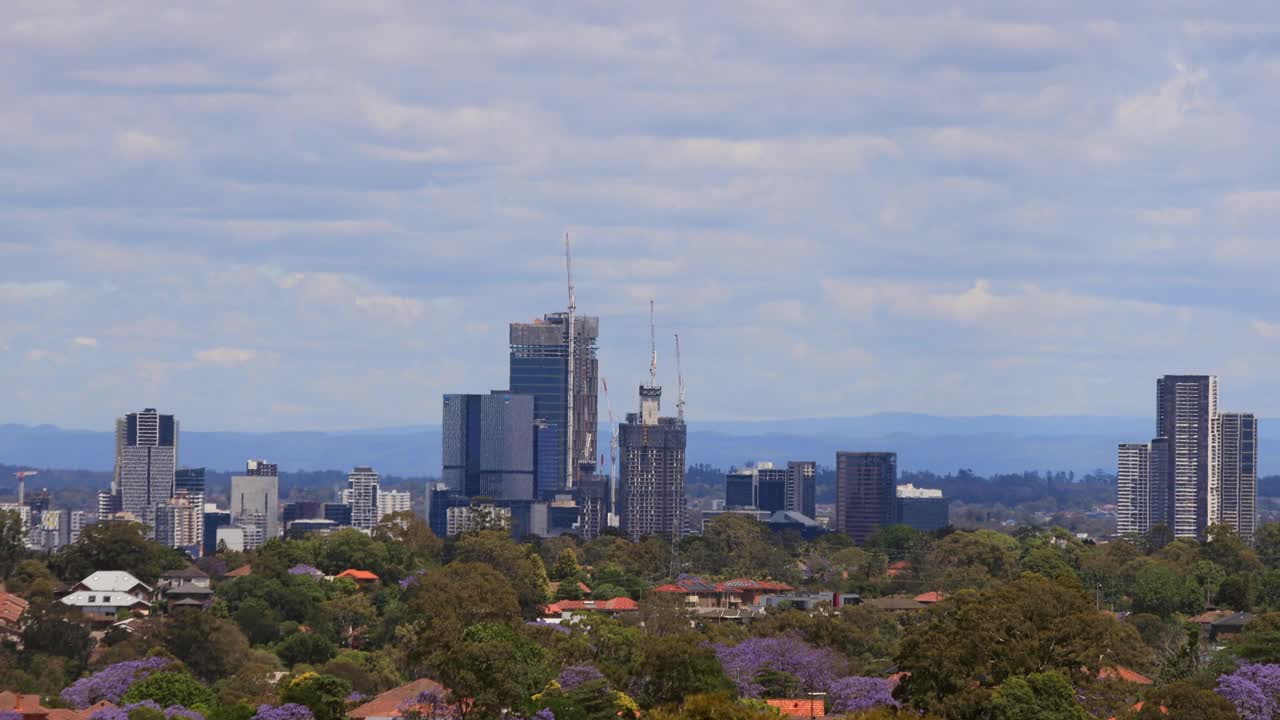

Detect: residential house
165,583,215,610
225,565,252,578
0,691,111,720
863,597,926,612
59,571,153,621
766,698,826,719
652,575,794,610
0,592,28,643
350,678,454,720
158,566,211,591
336,569,380,586
539,597,639,624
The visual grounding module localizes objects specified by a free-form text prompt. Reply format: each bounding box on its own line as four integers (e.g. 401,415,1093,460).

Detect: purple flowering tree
399,569,428,590
163,707,205,720
251,705,314,720
1217,662,1280,720
397,689,460,720
714,636,843,698
63,658,172,709
0,711,25,720
828,677,899,715
89,702,169,720
556,665,605,692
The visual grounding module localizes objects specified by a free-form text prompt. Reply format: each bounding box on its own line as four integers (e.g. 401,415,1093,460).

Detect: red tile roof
886,560,911,577
0,593,28,626
542,597,639,614
225,565,252,578
350,678,448,719
1097,667,1153,685
337,569,380,582
887,672,911,688
766,699,825,718
652,584,688,593
913,591,946,604
0,691,50,714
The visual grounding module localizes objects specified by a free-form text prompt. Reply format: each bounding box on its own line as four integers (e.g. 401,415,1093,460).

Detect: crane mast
675,334,686,423
601,375,619,526
648,299,657,388
565,232,576,491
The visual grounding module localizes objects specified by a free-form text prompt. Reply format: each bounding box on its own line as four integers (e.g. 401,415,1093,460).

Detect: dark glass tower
509,313,599,492
835,452,897,544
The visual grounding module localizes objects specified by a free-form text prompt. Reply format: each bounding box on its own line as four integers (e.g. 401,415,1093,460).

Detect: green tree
1256,569,1280,610
452,531,550,613
53,521,186,583
122,671,217,710
552,547,583,581
432,623,552,720
162,608,250,682
373,511,444,577
0,510,26,580
927,530,1019,590
234,597,281,645
315,529,390,578
6,559,56,601
1255,523,1280,569
1230,612,1280,664
397,562,521,673
627,634,733,708
1126,681,1236,719
20,607,93,672
1130,562,1199,617
990,672,1091,720
276,632,337,667
896,575,1149,714
645,693,779,720
279,673,352,720
1202,523,1262,575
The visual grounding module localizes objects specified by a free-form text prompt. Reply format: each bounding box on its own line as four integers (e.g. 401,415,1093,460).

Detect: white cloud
72,336,98,347
0,281,68,300
192,347,257,367
112,130,184,162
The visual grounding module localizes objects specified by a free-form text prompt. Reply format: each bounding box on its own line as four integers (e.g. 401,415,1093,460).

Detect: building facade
1117,443,1155,536
1217,412,1258,542
894,484,950,532
230,463,280,541
442,391,537,500
345,467,380,530
786,461,818,520
835,452,897,544
509,313,600,491
618,383,686,542
1156,375,1218,539
116,409,178,536
377,489,412,520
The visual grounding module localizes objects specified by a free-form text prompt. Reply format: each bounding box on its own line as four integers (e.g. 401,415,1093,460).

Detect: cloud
72,336,98,347
191,347,257,367
112,130,184,162
0,281,68,300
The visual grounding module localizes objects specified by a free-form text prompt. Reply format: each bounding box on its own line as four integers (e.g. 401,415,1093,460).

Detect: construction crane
13,470,36,506
674,333,686,423
601,375,620,526
565,232,576,491
648,299,658,388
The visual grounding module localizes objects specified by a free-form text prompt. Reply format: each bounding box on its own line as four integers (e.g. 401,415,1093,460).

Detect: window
88,596,96,603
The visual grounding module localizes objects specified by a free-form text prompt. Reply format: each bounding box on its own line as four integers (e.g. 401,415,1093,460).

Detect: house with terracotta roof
224,564,252,578
541,597,639,621
913,591,946,604
336,569,380,585
349,678,454,720
652,575,794,610
1097,667,1153,685
0,691,113,720
766,698,825,718
886,560,911,578
0,592,28,642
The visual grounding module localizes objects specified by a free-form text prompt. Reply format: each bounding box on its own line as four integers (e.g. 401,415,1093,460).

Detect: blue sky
3,2,1280,431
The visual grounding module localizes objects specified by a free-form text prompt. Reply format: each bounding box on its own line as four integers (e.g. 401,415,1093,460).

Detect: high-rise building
1156,375,1218,539
378,489,412,520
230,462,280,541
894,484,950,532
576,478,609,540
283,501,324,527
725,468,756,509
155,495,201,551
509,313,599,491
116,408,178,534
1117,443,1156,536
442,391,536,500
175,468,206,553
246,459,278,477
757,465,788,513
345,467,380,530
203,508,232,556
69,510,88,544
1216,412,1258,542
618,383,686,542
786,461,818,520
323,502,353,527
835,452,896,544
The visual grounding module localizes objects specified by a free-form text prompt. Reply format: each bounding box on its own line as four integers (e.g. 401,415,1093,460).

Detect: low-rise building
59,571,153,621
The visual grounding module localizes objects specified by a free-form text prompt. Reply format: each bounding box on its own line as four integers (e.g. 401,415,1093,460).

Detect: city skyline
6,4,1280,431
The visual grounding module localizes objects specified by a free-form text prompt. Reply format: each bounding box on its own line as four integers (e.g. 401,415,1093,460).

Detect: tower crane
601,375,619,526
674,333,686,424
13,470,36,506
565,232,576,490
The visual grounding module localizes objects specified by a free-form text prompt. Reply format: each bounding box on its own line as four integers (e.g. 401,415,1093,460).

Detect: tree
827,676,899,715
121,671,217,710
276,633,337,667
1126,681,1236,720
315,529,389,579
400,563,519,646
279,673,351,720
7,559,56,601
21,607,93,672
989,672,1091,720
162,609,250,682
452,531,550,613
1231,613,1280,664
0,510,26,580
713,636,842,698
927,530,1019,590
373,512,443,576
551,548,582,581
428,623,551,719
645,694,779,720
1215,662,1280,720
1203,523,1262,576
1131,562,1199,618
895,575,1149,714
235,597,282,646
627,634,733,708
54,522,186,584
1256,523,1280,570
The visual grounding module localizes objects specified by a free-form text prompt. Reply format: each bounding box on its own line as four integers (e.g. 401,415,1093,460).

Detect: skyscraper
117,408,178,534
509,313,599,491
725,468,756,509
894,484,950,532
1116,443,1155,536
230,461,279,541
835,452,896,544
345,466,380,530
175,467,206,552
756,465,788,513
1156,375,1218,539
618,383,686,542
786,461,818,520
1217,412,1258,542
378,489,412,520
442,391,536,500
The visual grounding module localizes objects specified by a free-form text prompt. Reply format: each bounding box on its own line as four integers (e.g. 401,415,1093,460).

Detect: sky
3,2,1280,431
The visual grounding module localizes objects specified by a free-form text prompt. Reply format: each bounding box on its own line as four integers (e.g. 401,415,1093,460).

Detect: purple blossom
398,569,428,590
1217,663,1280,720
556,665,605,692
251,705,314,720
396,689,458,720
828,677,899,715
88,702,166,720
288,564,322,577
164,707,205,720
532,711,554,720
714,636,842,698
0,711,25,720
345,692,366,704
62,658,172,709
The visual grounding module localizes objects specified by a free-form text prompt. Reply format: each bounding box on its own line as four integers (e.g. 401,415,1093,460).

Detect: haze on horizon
3,2,1279,433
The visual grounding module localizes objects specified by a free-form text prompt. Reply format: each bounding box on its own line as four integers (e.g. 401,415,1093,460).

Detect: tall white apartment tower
346,467,380,530
1116,443,1152,536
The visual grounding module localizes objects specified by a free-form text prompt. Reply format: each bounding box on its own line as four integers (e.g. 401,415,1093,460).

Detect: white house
59,571,153,621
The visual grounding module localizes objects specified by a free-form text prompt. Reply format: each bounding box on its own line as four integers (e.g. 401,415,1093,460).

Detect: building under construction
509,312,599,495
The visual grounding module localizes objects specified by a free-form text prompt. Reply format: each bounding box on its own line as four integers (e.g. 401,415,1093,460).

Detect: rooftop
349,678,448,720
75,571,151,593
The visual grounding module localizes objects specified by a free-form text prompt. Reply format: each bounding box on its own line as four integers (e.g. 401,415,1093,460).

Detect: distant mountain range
8,413,1272,477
